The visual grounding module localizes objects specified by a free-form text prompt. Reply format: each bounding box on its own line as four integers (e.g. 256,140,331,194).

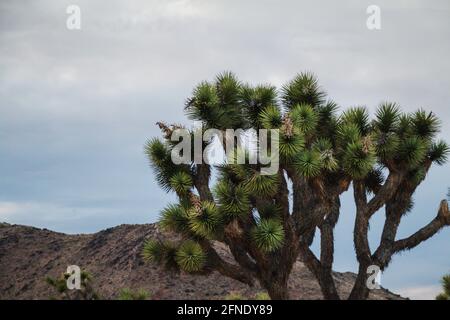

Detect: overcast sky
1,0,449,299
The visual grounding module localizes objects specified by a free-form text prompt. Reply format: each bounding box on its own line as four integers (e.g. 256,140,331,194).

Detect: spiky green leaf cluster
411,167,427,185
145,138,191,193
241,85,277,128
170,171,193,195
364,168,384,194
342,141,376,179
442,274,450,296
244,171,279,197
185,72,247,129
175,240,207,272
435,274,450,300
281,72,326,109
313,138,338,171
259,105,282,129
397,136,428,168
142,240,179,271
316,101,339,138
279,130,305,160
338,123,361,145
294,150,323,178
187,201,223,239
411,109,440,139
145,139,173,192
257,203,282,220
214,180,251,218
289,104,318,134
159,203,190,234
341,107,370,136
374,102,400,133
143,239,207,273
428,140,450,165
251,219,285,253
185,82,220,127
373,131,400,161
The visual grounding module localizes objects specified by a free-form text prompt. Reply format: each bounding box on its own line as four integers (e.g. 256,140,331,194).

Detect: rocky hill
0,222,404,300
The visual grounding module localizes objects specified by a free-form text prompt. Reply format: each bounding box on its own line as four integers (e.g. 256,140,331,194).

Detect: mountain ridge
0,222,405,300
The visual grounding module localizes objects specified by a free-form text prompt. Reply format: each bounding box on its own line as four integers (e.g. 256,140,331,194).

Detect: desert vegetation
436,274,450,300
46,269,99,300
225,291,270,300
118,288,150,300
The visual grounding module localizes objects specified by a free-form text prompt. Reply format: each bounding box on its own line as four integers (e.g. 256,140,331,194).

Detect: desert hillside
0,222,404,300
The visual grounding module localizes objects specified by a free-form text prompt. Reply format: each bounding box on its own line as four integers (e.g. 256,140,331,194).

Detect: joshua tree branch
193,163,214,201
227,244,259,273
298,243,322,277
317,199,341,300
333,176,351,196
372,184,416,267
319,198,340,270
299,242,340,300
350,180,375,300
276,169,290,221
393,200,450,253
373,162,433,267
288,172,328,242
366,171,404,217
353,180,372,265
194,165,261,278
205,244,255,286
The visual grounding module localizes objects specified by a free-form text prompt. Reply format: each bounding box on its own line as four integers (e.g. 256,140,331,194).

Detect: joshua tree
46,269,99,300
143,72,450,299
436,274,450,300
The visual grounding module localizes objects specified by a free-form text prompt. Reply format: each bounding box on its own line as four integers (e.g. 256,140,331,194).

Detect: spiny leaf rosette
143,72,450,300
435,274,450,300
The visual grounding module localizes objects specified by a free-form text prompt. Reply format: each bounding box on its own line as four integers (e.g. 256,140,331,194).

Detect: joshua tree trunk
300,243,340,300
317,198,341,300
348,263,371,300
317,268,340,300
265,275,290,300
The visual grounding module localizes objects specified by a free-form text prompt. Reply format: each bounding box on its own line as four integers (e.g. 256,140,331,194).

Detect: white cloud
396,285,442,300
0,202,25,219
163,0,207,18
0,201,115,225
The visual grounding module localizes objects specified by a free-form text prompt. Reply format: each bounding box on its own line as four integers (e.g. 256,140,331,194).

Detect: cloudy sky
1,0,449,299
